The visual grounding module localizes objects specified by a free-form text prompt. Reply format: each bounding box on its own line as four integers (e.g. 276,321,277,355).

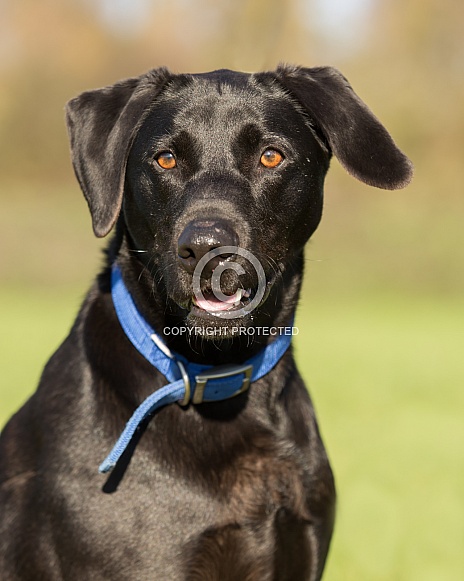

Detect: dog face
123,71,329,329
66,66,412,334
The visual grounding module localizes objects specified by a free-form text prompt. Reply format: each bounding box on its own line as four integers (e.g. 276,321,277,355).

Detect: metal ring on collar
176,360,191,406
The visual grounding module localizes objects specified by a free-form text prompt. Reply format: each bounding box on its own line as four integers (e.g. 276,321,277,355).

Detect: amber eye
260,148,284,168
155,151,177,170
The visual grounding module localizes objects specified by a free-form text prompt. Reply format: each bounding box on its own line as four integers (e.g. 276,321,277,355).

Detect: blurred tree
0,0,313,184
356,0,464,198
0,0,462,199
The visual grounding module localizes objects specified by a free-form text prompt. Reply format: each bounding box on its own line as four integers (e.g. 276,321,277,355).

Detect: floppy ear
276,65,413,190
66,68,171,237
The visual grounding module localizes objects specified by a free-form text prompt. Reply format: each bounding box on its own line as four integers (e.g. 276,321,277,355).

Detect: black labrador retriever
0,65,412,580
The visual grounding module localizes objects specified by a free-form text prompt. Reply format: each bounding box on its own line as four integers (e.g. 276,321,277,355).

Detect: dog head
66,66,412,337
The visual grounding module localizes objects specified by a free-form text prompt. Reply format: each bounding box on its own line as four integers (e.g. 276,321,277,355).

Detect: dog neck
97,262,296,474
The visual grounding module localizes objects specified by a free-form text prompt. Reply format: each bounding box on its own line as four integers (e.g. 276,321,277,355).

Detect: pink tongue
196,292,239,312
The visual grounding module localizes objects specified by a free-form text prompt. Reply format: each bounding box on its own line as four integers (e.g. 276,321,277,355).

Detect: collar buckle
192,363,253,405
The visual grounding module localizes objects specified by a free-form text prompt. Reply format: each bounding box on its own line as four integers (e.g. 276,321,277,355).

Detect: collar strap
99,264,293,474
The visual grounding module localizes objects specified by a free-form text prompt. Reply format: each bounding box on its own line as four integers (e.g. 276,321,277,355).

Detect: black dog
0,65,412,580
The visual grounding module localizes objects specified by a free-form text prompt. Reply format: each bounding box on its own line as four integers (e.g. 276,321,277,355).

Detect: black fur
0,65,412,580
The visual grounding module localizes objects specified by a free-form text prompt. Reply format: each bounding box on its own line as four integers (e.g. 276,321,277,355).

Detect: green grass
296,295,464,580
0,284,87,424
0,286,463,579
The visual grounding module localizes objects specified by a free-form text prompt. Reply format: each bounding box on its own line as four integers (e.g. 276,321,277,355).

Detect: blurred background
0,0,463,578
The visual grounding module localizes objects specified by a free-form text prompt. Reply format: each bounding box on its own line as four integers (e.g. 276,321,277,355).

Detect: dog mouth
165,252,281,326
191,287,252,315
184,271,277,322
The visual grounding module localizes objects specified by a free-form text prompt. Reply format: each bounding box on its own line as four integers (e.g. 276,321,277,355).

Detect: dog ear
276,65,413,190
66,68,171,237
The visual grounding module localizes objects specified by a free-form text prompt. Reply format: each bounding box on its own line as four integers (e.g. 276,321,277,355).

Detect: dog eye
155,151,177,170
260,148,284,168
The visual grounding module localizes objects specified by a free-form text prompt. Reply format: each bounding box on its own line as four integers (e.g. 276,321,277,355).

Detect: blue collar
99,264,294,474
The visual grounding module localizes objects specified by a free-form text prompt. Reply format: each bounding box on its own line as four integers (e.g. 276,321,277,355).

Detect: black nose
177,220,239,274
